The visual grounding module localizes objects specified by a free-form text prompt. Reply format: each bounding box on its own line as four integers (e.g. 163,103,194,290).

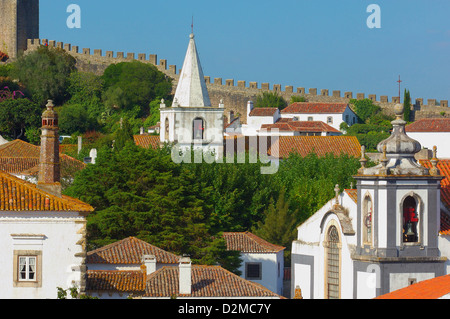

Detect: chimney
179,256,192,295
142,254,156,275
37,100,61,197
247,100,254,118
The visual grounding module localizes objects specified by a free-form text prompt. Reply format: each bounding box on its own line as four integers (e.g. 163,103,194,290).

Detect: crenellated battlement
25,38,449,123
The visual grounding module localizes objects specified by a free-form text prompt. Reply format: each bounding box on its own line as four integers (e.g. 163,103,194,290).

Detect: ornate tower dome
358,104,433,176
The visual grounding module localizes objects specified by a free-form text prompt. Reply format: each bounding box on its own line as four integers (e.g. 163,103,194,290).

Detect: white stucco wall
0,211,86,299
239,251,284,295
407,132,450,158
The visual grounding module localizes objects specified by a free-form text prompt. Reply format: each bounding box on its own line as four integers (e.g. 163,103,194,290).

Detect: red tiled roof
405,118,450,132
86,269,146,293
0,170,93,212
87,236,180,265
281,102,349,114
133,135,160,149
249,107,278,117
222,232,285,253
261,121,340,133
420,159,450,210
375,275,450,299
142,265,282,298
268,136,361,159
0,139,86,176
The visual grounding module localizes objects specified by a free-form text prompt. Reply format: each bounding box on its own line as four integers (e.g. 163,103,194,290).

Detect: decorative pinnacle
430,145,440,176
46,99,54,110
334,184,340,206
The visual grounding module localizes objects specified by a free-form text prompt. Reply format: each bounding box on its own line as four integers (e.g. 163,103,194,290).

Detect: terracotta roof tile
375,275,450,299
281,102,349,114
261,121,340,133
222,232,285,253
249,107,278,117
405,118,450,132
87,236,180,264
420,159,450,210
142,265,282,298
268,136,361,159
133,135,160,149
0,170,93,212
0,139,86,176
86,269,146,293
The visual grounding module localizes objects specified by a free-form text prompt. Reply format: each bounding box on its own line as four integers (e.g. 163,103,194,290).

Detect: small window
327,116,333,124
403,196,419,243
18,256,37,282
307,116,313,121
193,118,205,140
245,263,262,280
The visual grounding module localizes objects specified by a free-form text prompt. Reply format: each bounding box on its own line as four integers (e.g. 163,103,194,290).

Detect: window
325,225,340,299
363,195,373,245
307,116,313,121
193,118,205,140
403,196,419,243
245,263,262,280
13,250,42,288
19,256,36,281
327,116,333,124
164,118,170,141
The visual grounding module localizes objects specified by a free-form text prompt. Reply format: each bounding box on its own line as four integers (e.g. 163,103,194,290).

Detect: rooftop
87,236,180,265
222,231,285,253
375,275,450,299
249,107,279,117
281,102,349,114
86,269,146,293
268,136,361,159
142,265,282,298
0,169,93,213
260,120,341,133
133,135,160,150
405,118,450,132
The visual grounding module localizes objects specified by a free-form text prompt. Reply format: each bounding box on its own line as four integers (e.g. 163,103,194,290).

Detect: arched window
363,195,373,245
326,225,340,299
164,118,170,141
403,196,419,243
193,118,205,140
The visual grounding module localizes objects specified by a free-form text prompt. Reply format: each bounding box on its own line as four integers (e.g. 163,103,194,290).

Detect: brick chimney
37,100,61,197
179,256,192,295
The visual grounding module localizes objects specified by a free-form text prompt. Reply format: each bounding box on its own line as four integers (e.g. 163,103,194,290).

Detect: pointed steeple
173,33,211,107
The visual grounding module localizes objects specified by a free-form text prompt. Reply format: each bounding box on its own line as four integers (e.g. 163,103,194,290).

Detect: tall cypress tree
403,89,411,122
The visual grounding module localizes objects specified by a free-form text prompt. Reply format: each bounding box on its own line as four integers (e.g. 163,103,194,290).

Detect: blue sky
40,0,450,103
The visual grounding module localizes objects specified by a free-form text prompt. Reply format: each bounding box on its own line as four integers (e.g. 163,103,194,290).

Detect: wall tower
0,0,39,59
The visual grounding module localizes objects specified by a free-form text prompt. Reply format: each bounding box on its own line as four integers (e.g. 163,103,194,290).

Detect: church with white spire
160,32,224,159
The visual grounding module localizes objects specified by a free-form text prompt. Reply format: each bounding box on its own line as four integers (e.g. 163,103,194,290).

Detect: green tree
101,61,172,117
350,98,381,123
0,98,42,140
253,188,298,262
11,46,76,105
58,103,98,135
254,91,287,110
63,144,240,271
403,89,411,122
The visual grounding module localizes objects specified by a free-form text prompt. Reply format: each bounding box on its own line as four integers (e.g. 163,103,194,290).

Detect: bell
406,222,415,237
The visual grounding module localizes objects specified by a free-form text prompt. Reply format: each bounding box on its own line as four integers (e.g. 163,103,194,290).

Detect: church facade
291,104,450,299
160,33,224,160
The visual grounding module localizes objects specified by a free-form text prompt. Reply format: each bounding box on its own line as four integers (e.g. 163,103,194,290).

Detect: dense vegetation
0,46,172,144
0,45,369,272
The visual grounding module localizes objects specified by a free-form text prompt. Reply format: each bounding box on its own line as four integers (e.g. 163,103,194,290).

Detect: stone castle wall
0,0,39,59
26,39,450,124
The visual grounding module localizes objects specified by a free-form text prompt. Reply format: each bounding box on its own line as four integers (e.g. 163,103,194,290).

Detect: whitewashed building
291,104,450,299
0,100,94,299
222,232,285,296
406,118,450,159
160,33,224,159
